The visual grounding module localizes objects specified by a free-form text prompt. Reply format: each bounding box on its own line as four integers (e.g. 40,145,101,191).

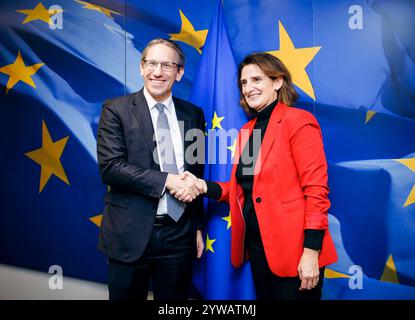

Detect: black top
235,99,275,243
205,99,324,250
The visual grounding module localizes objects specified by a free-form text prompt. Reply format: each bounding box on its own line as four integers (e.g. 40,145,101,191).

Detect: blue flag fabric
189,1,255,299
0,0,414,299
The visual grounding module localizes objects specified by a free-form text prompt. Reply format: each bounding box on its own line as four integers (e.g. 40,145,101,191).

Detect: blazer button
256,197,261,203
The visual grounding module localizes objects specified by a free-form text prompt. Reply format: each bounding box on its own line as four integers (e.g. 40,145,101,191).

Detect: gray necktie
155,103,184,222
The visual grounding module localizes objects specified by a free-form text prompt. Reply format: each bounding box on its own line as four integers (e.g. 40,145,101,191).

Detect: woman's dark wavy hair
237,52,298,114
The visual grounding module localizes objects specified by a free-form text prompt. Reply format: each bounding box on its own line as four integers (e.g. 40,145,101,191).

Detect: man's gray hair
141,38,185,66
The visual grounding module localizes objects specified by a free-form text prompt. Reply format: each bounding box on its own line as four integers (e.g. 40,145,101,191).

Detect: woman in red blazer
179,53,337,299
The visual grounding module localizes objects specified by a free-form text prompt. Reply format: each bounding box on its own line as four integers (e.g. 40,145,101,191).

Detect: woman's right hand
196,178,207,194
183,171,207,194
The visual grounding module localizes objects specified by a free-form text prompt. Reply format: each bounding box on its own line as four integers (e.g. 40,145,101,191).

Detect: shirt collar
143,87,174,113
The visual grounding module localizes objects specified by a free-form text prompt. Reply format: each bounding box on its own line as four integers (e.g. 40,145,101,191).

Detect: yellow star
227,139,236,159
25,120,70,193
0,51,44,95
222,212,232,230
211,112,225,130
395,158,415,207
365,111,377,124
169,9,208,54
380,254,400,284
16,2,62,25
75,0,121,19
205,234,216,253
267,21,321,100
89,214,103,227
324,268,351,279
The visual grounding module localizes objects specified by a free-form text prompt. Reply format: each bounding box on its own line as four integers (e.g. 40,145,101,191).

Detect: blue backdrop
0,0,414,299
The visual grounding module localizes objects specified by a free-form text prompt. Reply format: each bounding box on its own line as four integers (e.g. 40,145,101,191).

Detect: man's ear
175,67,184,82
139,61,145,76
274,76,283,91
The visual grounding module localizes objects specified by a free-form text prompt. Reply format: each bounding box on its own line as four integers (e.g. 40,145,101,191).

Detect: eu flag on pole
189,1,255,299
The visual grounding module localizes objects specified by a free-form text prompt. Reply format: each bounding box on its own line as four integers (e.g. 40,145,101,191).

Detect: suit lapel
130,91,192,169
131,89,157,155
173,97,191,168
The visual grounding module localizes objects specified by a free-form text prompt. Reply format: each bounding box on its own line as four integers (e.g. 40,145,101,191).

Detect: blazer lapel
237,120,256,162
253,102,288,191
230,119,256,198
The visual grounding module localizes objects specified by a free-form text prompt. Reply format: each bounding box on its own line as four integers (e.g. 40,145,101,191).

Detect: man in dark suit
97,38,205,300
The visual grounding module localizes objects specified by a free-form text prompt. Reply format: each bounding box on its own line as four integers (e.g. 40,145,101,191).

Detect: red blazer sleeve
217,181,230,203
290,113,330,230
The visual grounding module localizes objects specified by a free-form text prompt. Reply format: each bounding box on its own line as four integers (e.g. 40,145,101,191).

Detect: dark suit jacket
96,89,205,263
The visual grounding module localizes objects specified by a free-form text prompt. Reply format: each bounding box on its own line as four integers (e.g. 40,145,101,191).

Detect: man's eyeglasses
143,60,182,72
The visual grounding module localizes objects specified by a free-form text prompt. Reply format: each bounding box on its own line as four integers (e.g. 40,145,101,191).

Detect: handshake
165,171,207,203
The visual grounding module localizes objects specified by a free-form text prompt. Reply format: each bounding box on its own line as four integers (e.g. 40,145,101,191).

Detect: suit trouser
107,214,194,300
246,235,325,300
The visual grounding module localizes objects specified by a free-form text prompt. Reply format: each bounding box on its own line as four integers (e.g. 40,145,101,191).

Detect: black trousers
107,215,194,300
246,236,325,300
